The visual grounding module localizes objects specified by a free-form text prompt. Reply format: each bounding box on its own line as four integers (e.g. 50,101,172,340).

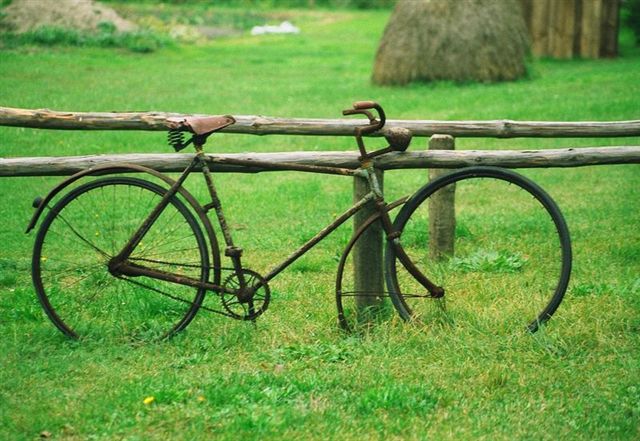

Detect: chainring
221,269,270,320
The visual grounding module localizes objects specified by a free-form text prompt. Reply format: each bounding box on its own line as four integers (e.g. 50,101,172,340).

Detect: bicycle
28,102,572,340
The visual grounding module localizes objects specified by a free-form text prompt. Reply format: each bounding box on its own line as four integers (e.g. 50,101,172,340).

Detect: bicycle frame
107,148,442,303
107,150,370,288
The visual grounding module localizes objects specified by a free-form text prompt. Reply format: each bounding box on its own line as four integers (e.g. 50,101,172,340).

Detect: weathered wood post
428,135,456,260
353,170,384,308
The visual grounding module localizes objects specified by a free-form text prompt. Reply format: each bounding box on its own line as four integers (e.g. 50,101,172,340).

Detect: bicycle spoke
48,213,111,259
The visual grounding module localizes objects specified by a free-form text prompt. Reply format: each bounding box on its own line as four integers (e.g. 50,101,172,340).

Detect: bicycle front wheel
385,167,571,334
32,176,210,340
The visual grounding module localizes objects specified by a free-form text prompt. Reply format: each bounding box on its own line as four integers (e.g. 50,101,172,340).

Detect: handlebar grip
353,100,377,110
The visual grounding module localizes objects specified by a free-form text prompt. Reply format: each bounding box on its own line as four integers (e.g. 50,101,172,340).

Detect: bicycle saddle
167,115,235,151
183,115,235,136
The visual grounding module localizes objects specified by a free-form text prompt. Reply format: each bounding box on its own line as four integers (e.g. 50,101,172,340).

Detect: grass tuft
450,250,527,273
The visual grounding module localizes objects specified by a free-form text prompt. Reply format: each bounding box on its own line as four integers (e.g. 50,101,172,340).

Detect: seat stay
111,156,200,263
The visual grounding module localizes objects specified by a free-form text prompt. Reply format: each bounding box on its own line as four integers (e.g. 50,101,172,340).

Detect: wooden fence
520,0,620,59
1,106,639,306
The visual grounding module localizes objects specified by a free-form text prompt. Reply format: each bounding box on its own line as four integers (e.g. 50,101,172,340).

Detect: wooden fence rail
1,147,639,177
2,106,640,138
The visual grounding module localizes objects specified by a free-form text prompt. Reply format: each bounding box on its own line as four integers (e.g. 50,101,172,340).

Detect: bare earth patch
1,0,136,33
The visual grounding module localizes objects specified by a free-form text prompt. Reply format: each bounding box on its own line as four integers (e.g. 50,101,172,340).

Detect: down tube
262,192,377,282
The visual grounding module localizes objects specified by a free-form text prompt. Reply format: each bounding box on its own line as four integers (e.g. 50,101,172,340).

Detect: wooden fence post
353,170,384,308
428,135,456,260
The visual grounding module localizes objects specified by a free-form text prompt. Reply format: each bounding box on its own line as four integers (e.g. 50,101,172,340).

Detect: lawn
0,4,639,440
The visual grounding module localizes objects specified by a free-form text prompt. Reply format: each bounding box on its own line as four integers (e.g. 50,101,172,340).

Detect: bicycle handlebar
343,101,404,159
353,100,377,110
343,101,386,135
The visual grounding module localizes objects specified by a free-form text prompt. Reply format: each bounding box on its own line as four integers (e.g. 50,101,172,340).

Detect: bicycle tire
32,176,210,340
385,167,572,333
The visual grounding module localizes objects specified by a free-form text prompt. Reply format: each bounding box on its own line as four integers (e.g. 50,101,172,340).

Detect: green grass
1,5,640,440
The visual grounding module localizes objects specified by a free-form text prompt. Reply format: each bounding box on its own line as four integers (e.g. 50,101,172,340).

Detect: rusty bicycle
28,102,572,340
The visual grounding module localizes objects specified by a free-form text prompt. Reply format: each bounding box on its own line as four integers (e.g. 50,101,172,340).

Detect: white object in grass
251,21,300,36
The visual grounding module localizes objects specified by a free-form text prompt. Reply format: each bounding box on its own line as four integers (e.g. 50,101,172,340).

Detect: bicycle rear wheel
32,176,210,340
385,167,571,333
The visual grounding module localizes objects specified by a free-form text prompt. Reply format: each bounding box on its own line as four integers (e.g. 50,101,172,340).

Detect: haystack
372,0,529,85
1,0,136,34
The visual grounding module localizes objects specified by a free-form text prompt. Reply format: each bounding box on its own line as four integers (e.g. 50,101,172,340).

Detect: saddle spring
167,129,189,152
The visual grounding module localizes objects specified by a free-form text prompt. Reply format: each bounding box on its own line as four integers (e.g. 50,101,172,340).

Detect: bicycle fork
361,161,445,299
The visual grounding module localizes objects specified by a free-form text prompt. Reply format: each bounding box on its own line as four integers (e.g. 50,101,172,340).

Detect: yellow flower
143,396,155,405
197,396,206,402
